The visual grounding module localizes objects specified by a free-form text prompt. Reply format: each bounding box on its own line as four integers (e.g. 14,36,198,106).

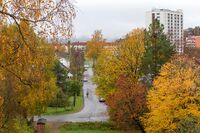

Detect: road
34,67,109,122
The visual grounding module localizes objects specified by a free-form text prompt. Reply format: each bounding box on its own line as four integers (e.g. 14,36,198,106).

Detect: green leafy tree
49,61,70,108
69,80,82,107
53,61,68,89
141,20,175,85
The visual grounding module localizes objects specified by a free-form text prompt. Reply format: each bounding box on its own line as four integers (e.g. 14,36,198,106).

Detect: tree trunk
27,116,34,126
135,119,146,133
73,92,76,107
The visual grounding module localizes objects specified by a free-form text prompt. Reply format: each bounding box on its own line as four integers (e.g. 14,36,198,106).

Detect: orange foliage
106,75,147,131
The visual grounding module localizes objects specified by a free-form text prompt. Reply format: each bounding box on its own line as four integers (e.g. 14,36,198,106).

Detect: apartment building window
152,13,155,20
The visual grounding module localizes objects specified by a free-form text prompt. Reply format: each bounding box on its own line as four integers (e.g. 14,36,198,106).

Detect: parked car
99,97,105,102
82,78,88,82
84,64,89,68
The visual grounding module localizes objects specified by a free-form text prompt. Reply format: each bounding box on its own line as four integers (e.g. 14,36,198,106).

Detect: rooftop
71,42,86,46
151,8,183,13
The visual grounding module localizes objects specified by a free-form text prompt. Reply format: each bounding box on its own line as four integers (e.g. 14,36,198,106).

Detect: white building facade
146,9,184,53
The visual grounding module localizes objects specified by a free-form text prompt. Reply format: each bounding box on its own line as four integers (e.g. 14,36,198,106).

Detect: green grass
45,126,51,133
43,95,84,115
59,129,119,133
59,122,121,133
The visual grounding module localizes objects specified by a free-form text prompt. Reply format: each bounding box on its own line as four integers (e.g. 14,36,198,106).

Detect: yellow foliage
0,23,57,118
94,28,145,97
94,49,119,97
86,30,106,65
142,56,200,133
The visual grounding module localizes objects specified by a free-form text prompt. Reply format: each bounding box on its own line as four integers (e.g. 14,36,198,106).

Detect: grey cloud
73,0,200,41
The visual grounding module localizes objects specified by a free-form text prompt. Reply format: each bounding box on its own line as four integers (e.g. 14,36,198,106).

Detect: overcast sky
73,0,199,41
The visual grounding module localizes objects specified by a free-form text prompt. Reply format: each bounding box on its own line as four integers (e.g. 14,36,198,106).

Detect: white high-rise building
146,9,184,53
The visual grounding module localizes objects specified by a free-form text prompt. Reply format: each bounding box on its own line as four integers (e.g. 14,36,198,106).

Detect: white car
83,78,88,82
99,97,105,102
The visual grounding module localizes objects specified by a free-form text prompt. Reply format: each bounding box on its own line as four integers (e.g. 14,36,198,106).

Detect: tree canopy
141,20,175,85
142,56,200,133
86,30,106,67
94,28,145,97
0,23,57,129
0,0,76,39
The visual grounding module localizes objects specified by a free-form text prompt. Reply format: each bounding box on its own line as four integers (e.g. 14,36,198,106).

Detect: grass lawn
59,129,119,133
59,122,121,133
43,95,84,115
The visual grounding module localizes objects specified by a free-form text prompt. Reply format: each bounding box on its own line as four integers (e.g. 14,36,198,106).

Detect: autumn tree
94,49,118,97
86,30,106,67
0,0,75,39
0,23,57,130
94,29,145,97
0,97,3,128
142,56,200,133
141,20,175,85
0,0,75,130
184,47,200,58
107,76,147,132
94,29,147,132
70,47,84,81
185,26,200,36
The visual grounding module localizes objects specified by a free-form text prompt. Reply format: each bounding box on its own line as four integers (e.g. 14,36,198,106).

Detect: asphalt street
34,67,109,122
